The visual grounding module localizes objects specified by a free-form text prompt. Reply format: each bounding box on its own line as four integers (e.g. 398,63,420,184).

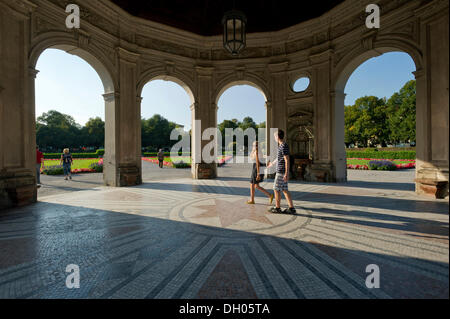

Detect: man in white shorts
267,129,296,214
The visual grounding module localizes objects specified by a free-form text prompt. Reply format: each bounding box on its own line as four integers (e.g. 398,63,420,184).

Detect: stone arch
137,68,196,105
137,68,197,179
29,32,118,186
214,73,270,106
29,32,117,93
213,74,271,159
334,36,422,92
331,36,423,182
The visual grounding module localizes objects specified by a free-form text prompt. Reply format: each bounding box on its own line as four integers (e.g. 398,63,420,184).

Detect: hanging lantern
222,10,247,56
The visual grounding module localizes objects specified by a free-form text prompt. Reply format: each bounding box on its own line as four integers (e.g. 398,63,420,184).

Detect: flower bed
347,158,415,170
218,155,233,167
142,155,233,169
41,159,103,175
142,157,176,167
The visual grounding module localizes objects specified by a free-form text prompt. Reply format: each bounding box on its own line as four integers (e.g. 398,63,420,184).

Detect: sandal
268,206,282,214
246,200,255,204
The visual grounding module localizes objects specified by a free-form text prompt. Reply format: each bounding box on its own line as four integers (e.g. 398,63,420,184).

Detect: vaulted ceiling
110,0,346,36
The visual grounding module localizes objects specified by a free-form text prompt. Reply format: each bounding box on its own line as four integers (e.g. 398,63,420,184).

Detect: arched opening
139,77,194,181
334,50,418,186
33,45,115,197
215,82,268,178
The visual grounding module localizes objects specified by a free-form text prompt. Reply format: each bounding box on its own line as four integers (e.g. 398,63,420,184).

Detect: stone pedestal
415,178,448,199
292,159,312,180
415,166,449,199
305,163,334,183
0,170,36,209
193,163,217,179
118,165,142,186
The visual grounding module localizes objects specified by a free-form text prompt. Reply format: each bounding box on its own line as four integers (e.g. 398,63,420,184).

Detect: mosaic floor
0,173,448,299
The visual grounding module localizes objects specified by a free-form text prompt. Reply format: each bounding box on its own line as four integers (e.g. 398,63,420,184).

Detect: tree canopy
36,80,415,152
344,80,416,147
36,111,185,152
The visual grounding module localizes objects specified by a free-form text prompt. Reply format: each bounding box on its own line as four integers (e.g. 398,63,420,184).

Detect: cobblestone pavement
2,164,448,299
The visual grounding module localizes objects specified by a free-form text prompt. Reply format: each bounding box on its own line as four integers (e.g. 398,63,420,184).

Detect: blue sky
36,50,415,130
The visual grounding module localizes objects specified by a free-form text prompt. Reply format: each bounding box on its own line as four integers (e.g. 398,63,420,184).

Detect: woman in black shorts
247,141,274,205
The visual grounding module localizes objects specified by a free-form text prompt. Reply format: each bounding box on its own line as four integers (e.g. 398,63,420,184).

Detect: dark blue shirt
62,153,72,165
277,142,289,173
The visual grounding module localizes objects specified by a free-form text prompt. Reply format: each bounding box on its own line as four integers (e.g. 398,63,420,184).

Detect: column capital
264,101,272,110
28,67,39,79
117,47,140,64
195,66,214,77
190,102,199,111
103,92,120,102
413,68,425,79
330,90,346,99
136,96,143,103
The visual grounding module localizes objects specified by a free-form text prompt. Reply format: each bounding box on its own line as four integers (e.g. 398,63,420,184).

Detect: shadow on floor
0,201,447,299
138,181,449,215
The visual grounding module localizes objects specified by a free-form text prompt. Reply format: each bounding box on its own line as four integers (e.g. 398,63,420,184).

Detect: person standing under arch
157,149,164,168
60,148,73,180
36,146,44,188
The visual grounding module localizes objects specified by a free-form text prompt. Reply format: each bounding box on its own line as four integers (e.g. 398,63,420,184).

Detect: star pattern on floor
193,198,274,228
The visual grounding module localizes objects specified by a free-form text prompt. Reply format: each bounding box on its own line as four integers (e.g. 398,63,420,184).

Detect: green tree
387,80,416,144
141,114,180,150
348,96,389,147
82,117,105,148
36,110,82,150
37,110,78,129
257,121,266,129
344,104,363,146
239,117,257,131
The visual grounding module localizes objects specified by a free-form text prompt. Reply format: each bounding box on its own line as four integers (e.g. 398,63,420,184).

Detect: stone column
192,66,217,179
103,91,119,186
103,47,142,186
265,101,273,157
268,63,288,135
0,2,37,210
136,95,143,180
309,50,334,182
414,8,449,198
331,90,347,182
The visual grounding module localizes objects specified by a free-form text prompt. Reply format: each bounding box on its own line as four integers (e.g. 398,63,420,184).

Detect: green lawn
43,159,100,169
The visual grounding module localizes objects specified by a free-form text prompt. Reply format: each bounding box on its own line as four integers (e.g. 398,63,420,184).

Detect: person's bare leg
283,190,294,208
274,190,281,208
256,184,271,198
250,184,255,202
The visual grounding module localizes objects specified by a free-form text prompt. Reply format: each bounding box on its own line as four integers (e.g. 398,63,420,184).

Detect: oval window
292,77,310,93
